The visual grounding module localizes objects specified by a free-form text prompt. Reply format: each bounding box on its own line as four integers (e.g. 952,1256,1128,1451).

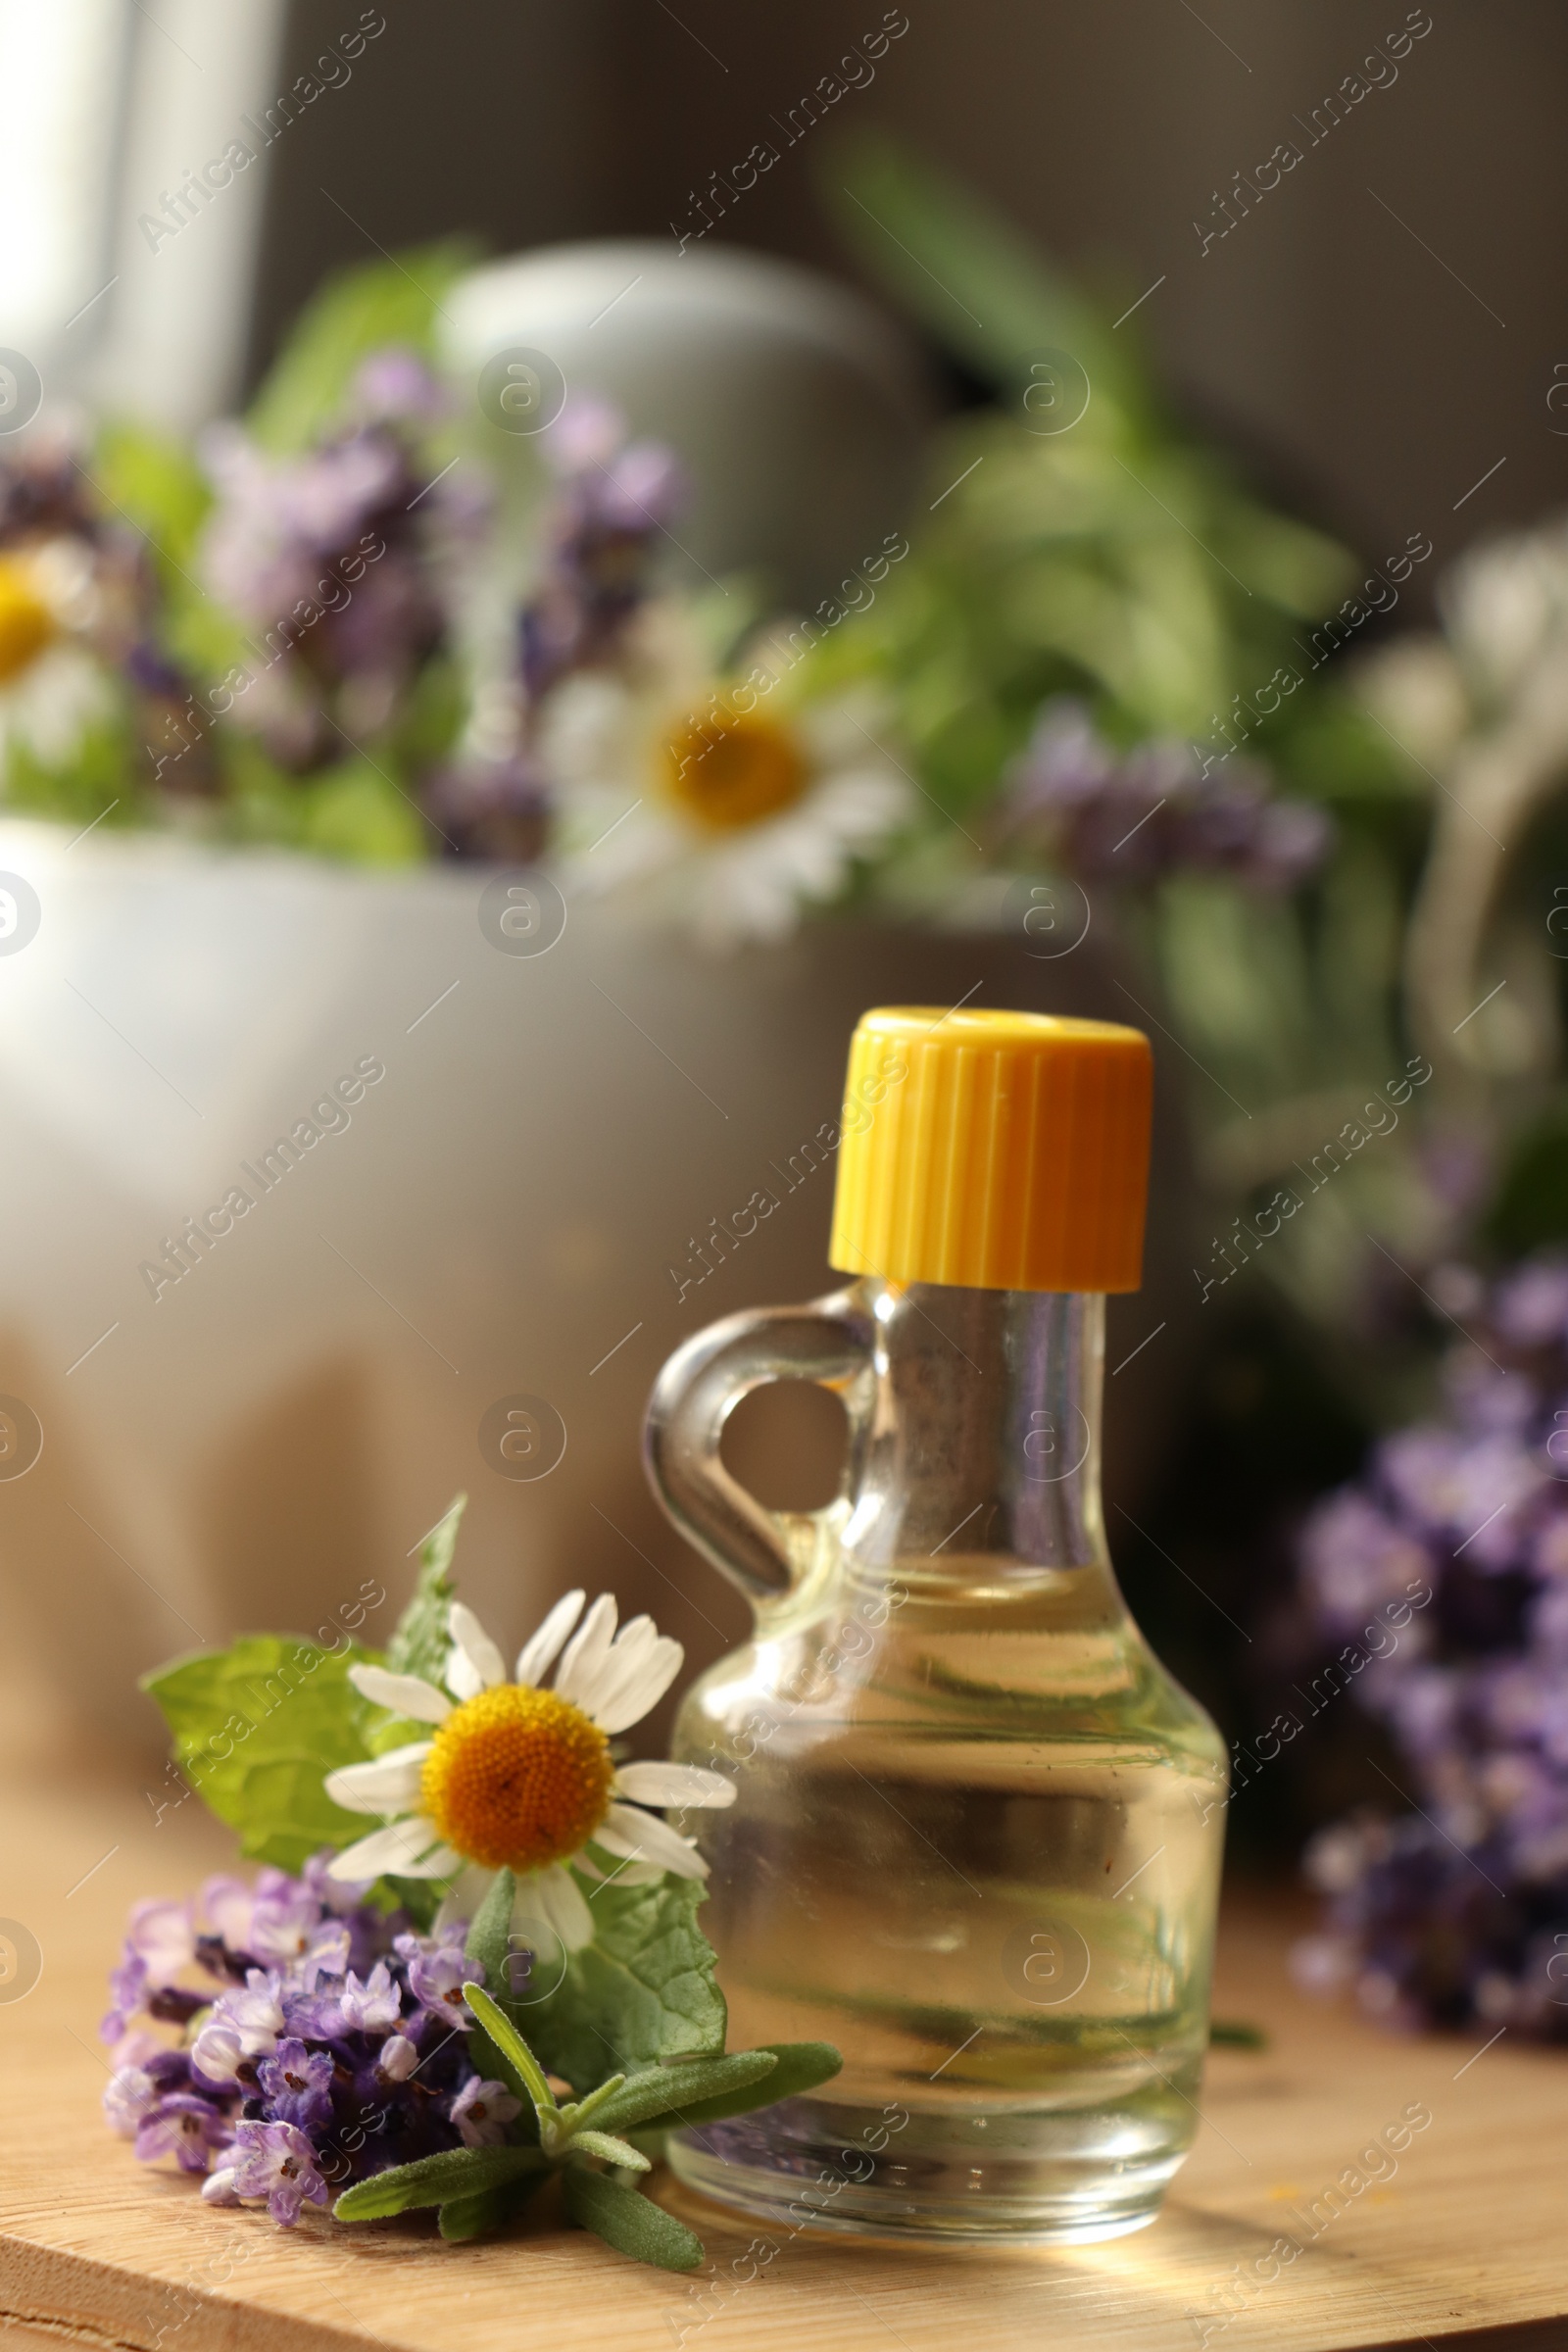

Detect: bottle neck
845,1280,1109,1584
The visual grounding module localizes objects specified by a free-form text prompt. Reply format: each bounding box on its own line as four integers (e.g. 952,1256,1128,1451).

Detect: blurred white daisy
0,538,115,768
545,606,912,949
322,1592,734,1953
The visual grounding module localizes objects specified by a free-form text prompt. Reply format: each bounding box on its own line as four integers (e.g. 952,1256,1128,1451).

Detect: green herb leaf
525,1873,726,2093
1209,2018,1269,2050
588,2050,776,2135
463,1984,558,2123
437,2174,545,2242
385,1494,466,1683
565,2129,650,2174
246,243,480,456
461,1869,538,2125
668,2039,843,2127
466,1862,515,1983
334,2144,544,2221
561,2168,705,2273
141,1637,379,1871
369,1494,472,1923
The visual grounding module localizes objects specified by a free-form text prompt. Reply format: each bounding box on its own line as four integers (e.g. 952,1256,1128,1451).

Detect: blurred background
8,0,1568,2035
19,0,1556,559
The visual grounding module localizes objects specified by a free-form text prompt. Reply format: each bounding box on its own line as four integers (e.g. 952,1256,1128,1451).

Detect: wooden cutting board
2,1756,1564,2352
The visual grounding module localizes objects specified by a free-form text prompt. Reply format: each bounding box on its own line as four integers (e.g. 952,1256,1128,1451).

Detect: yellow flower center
662,708,808,833
0,559,56,685
419,1684,614,1873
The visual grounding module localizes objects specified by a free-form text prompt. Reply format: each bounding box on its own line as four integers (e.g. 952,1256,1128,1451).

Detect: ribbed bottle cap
827,1005,1152,1294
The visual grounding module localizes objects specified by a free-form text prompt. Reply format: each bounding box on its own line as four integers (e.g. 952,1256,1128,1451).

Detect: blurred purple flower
196,353,477,772
1296,1251,1568,2035
996,698,1332,891
421,750,549,864
519,397,687,702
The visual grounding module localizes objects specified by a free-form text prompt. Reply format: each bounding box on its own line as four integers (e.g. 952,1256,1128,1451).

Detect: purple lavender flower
123,1898,196,1985
228,2120,331,2226
352,347,448,428
103,2064,160,2138
450,2075,522,2148
518,397,687,703
189,2021,253,2091
375,2033,419,2083
1296,1251,1568,2036
243,1875,321,1963
104,1855,520,2220
996,697,1332,891
134,2093,233,2176
200,1874,256,1953
258,2039,335,2133
0,416,100,546
327,1961,404,2037
420,752,549,865
394,1932,480,2026
102,1951,149,2043
196,361,470,774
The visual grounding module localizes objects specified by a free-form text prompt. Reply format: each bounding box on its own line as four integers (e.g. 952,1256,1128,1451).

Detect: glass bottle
644,1007,1227,2243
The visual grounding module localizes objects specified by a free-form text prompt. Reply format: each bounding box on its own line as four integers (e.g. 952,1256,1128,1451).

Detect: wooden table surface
3,1750,1565,2352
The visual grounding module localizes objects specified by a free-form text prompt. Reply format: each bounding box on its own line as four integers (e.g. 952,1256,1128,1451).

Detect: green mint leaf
588,2050,776,2135
561,2168,704,2273
565,2129,650,2173
524,1873,726,2094
667,2039,843,2127
334,2144,543,2221
141,1637,378,1871
437,2173,545,2241
463,1984,558,2123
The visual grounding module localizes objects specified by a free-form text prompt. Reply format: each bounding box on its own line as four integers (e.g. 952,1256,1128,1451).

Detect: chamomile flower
0,538,115,769
322,1592,734,1952
545,604,912,949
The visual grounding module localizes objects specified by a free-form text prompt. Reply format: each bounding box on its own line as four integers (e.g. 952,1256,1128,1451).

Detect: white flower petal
592,1636,685,1735
574,1617,656,1723
553,1592,618,1706
597,1801,710,1880
515,1589,585,1687
348,1664,452,1724
323,1741,432,1814
515,1863,595,1952
614,1761,736,1809
445,1644,486,1704
327,1816,449,1882
449,1601,508,1690
403,1842,466,1883
583,1853,666,1886
435,1864,497,1938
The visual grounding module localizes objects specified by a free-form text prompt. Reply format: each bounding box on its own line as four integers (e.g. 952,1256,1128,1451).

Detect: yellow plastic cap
827,1005,1152,1294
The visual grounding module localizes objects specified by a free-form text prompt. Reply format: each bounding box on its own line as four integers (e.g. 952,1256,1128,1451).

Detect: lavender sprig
1294,1251,1568,2037
102,1855,487,2222
997,697,1332,890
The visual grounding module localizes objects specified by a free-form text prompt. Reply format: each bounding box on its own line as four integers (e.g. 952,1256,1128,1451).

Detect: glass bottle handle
643,1287,876,1607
